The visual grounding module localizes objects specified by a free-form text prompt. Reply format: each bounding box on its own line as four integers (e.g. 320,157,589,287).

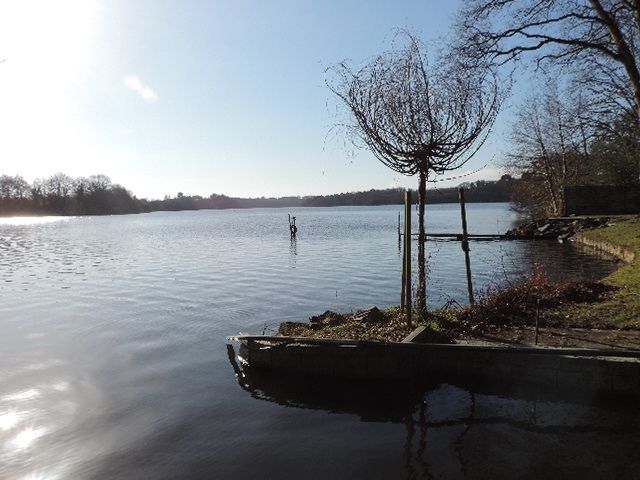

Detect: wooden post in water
535,299,540,345
459,188,475,305
288,214,297,238
400,212,406,311
401,246,406,311
404,190,412,327
400,209,405,311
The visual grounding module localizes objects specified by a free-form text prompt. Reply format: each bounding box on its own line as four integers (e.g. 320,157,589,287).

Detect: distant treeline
301,176,515,207
0,174,142,216
0,173,516,216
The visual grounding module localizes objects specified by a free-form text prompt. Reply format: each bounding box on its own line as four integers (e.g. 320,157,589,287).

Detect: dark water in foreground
0,204,636,479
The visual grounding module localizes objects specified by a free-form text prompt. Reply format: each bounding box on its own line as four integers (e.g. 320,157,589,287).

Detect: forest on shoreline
0,173,516,217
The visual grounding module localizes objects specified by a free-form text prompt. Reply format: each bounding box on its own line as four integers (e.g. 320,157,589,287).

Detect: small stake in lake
535,299,541,346
288,214,298,239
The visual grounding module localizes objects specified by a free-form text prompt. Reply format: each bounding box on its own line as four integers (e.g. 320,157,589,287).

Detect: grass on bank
564,218,640,329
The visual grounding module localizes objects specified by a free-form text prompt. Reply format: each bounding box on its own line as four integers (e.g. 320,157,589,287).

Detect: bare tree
46,172,74,198
329,34,499,312
73,177,90,197
88,174,112,193
457,0,640,123
0,175,15,199
573,54,639,135
507,85,581,216
507,75,638,216
0,175,29,199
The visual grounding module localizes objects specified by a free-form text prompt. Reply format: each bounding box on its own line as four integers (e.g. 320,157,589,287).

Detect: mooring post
535,299,540,345
459,187,474,305
404,190,412,327
288,214,297,238
400,211,406,311
401,247,406,312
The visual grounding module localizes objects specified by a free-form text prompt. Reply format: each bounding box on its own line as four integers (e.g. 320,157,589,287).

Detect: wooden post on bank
459,188,475,305
404,190,412,327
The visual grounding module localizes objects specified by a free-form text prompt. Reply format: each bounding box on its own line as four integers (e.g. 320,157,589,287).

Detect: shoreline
572,231,636,263
277,215,640,349
0,199,512,219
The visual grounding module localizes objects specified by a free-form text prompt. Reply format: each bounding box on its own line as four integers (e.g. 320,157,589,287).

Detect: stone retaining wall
571,232,636,263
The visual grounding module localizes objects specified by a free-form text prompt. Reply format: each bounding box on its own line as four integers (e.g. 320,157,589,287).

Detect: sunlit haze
0,0,503,199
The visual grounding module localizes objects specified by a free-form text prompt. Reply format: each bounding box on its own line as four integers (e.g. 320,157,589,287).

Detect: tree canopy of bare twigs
328,34,499,313
456,0,640,123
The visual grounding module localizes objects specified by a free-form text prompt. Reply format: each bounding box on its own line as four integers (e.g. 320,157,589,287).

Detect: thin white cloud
123,74,158,103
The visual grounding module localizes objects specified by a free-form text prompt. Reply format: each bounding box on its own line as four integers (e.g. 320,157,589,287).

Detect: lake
1,203,637,479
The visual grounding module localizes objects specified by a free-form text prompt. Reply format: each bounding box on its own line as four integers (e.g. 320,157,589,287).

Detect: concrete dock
232,336,640,397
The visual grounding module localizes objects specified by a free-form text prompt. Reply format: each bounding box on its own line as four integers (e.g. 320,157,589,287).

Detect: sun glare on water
0,216,73,226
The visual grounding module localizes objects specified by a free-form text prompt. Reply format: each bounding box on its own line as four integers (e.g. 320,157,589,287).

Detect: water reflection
8,426,47,450
289,237,297,267
3,389,41,402
0,411,22,431
228,345,640,479
0,376,80,480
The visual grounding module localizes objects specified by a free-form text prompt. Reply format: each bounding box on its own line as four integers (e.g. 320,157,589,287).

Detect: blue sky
0,0,505,199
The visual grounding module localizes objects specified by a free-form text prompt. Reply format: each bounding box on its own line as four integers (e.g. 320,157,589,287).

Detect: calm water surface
1,204,637,479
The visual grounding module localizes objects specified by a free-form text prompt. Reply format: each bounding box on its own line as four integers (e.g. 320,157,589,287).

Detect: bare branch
456,0,640,120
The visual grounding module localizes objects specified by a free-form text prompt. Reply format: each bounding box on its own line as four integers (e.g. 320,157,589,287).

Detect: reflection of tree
404,402,431,479
454,392,474,478
416,402,430,478
403,415,416,479
289,237,298,267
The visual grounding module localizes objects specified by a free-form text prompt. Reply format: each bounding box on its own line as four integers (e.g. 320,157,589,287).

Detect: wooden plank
400,232,507,239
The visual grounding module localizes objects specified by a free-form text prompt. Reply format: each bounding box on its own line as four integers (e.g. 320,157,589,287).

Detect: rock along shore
505,216,614,241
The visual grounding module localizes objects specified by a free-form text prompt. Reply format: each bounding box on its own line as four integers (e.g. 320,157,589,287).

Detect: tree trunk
417,170,427,314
